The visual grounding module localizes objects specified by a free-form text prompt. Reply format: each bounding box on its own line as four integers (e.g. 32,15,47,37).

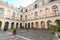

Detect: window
20,15,22,20
52,5,59,15
25,15,27,20
12,12,15,17
21,9,23,12
42,0,44,5
45,8,49,13
25,9,27,12
50,0,55,2
34,4,38,8
0,7,5,14
35,11,38,16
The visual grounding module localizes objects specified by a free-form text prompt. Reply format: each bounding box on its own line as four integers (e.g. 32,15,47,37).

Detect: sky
2,0,36,8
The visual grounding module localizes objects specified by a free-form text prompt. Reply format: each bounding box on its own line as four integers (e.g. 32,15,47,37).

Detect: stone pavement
0,30,30,40
0,29,58,40
16,29,58,40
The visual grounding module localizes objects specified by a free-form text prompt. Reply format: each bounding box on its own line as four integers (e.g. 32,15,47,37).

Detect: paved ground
0,29,58,40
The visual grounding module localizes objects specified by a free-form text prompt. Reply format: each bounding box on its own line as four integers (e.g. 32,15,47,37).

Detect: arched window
20,15,22,20
45,8,50,14
34,4,38,8
35,11,38,16
12,12,15,17
52,5,59,15
0,7,5,14
25,15,27,20
12,12,15,19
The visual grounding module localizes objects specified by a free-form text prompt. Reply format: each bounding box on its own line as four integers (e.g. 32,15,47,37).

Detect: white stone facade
0,0,60,30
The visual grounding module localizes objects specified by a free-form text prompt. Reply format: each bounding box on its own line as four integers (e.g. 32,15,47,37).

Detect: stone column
1,21,5,30
8,22,11,30
39,22,41,29
45,22,48,29
14,22,16,28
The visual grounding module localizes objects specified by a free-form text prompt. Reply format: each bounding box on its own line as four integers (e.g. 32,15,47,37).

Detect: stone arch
4,21,9,30
25,23,27,29
47,20,52,29
31,22,34,28
16,23,18,29
41,21,45,29
35,22,39,28
55,19,60,26
11,22,14,29
0,21,2,30
20,23,22,29
28,23,30,29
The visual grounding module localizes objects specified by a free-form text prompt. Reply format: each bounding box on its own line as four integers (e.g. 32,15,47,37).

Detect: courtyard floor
0,29,58,40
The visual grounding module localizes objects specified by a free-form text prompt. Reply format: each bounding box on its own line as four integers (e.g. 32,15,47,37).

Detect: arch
45,8,49,12
55,19,60,26
47,20,52,29
35,4,38,8
52,5,58,15
35,22,39,28
16,23,18,29
20,23,22,29
41,21,45,29
28,23,30,29
4,21,9,30
25,23,27,29
0,21,2,30
11,22,14,29
31,22,34,28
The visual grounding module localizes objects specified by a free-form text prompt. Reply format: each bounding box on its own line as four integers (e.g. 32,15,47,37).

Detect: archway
20,23,22,29
47,20,52,29
28,23,30,29
25,23,27,29
41,21,45,29
55,19,60,26
35,22,39,28
11,22,14,29
4,21,9,30
16,23,18,29
31,22,34,28
0,21,2,30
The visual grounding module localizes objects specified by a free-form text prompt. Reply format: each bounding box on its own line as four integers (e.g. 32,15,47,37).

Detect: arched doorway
41,21,45,29
28,23,30,29
31,22,34,29
55,19,60,26
11,22,14,29
47,20,52,29
4,21,9,30
0,21,2,30
35,22,39,28
20,23,22,29
25,23,27,29
16,23,18,29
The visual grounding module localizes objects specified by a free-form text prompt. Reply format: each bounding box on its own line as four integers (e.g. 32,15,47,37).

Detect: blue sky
2,0,36,8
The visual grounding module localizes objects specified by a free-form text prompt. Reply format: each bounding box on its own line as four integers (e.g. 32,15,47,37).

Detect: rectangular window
25,15,27,20
20,15,22,20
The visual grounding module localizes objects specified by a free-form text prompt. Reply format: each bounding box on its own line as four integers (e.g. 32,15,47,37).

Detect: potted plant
58,27,60,32
13,28,16,35
4,26,8,31
51,25,58,34
58,35,60,39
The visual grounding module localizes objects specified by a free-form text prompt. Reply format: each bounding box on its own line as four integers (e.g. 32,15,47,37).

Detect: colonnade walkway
0,29,58,40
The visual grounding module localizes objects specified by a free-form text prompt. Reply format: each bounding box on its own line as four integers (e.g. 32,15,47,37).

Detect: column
8,22,11,30
1,21,5,30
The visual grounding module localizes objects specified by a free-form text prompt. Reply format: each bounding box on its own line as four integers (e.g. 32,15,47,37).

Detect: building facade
0,0,60,30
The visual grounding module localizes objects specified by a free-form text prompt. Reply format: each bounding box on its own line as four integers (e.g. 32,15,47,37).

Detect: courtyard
0,29,58,40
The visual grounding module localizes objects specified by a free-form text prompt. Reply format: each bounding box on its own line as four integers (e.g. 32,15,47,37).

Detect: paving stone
0,29,58,40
